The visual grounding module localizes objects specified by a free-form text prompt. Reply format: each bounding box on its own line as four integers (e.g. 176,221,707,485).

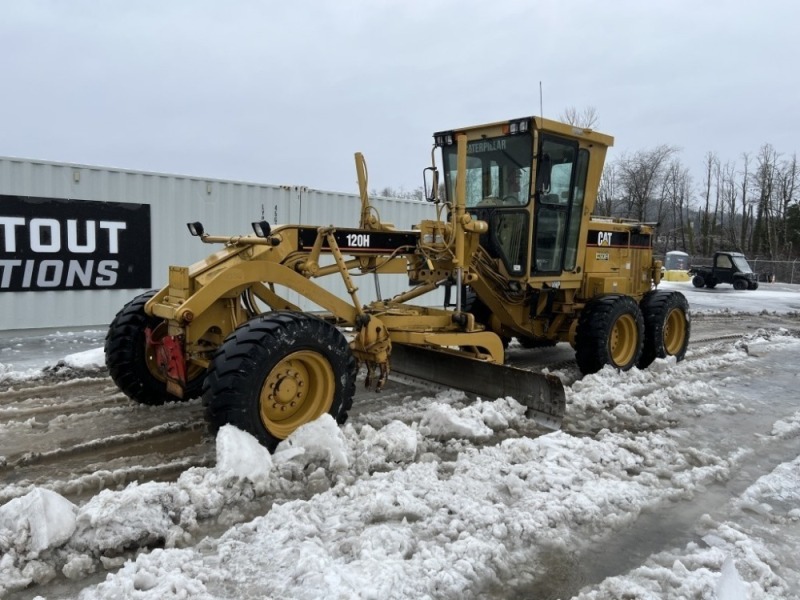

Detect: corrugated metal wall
0,156,442,331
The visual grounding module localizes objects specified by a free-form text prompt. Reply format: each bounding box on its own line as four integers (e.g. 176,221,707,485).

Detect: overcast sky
2,1,799,197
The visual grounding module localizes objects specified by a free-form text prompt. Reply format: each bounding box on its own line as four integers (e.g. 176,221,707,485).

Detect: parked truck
689,251,759,290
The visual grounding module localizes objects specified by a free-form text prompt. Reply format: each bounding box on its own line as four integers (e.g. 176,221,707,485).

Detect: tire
575,295,644,374
733,279,747,290
462,286,492,325
461,286,510,348
203,312,357,451
748,281,759,290
637,291,691,369
692,275,705,288
517,336,557,349
105,290,205,405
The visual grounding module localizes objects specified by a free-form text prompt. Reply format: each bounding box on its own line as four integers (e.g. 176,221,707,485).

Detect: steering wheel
477,196,501,207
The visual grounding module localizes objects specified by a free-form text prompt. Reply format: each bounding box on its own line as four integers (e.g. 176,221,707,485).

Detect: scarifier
105,116,690,450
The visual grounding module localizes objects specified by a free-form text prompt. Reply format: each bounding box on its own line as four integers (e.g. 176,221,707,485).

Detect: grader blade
390,344,566,430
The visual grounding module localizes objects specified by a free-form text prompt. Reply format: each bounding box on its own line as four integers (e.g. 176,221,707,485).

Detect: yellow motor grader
105,116,690,450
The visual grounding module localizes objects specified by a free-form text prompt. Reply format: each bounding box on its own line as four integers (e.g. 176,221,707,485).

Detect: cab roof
433,115,614,148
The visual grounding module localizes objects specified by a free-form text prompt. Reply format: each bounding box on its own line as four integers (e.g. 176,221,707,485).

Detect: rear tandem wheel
575,295,644,374
637,290,690,368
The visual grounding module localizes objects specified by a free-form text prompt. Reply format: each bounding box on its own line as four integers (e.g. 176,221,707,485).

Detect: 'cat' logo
597,232,613,246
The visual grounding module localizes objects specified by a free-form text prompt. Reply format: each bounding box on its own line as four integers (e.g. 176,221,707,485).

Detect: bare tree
720,160,740,249
777,153,798,258
560,106,599,129
371,186,425,201
596,163,617,216
698,152,721,255
662,160,693,252
739,153,752,253
752,144,780,258
615,145,678,222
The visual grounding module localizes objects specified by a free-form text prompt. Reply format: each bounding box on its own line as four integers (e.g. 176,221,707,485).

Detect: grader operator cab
106,115,690,450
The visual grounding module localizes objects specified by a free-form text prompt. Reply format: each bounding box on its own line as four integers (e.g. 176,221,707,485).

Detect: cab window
442,134,533,207
533,135,584,273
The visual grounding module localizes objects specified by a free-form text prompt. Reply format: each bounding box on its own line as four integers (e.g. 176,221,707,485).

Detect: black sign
297,227,419,254
586,230,652,249
0,195,151,291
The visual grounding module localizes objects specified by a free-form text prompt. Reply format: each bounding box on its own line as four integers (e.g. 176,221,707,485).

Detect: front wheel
575,295,644,374
733,279,748,290
203,312,357,451
638,291,691,368
105,290,205,405
748,281,759,290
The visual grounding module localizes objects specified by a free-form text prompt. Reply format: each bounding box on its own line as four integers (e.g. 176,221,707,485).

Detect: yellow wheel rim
663,308,687,355
259,350,334,439
609,313,638,367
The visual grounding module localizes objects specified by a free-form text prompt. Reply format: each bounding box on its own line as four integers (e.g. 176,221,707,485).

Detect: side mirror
251,220,271,238
187,222,205,237
423,167,439,203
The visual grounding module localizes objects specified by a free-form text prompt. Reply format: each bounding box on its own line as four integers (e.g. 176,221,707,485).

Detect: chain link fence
749,259,799,284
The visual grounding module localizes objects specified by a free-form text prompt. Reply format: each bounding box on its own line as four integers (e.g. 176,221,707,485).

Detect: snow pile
216,423,273,480
573,520,787,599
0,349,746,596
74,332,800,599
275,413,349,472
63,347,106,370
0,425,282,595
0,488,77,556
567,352,734,434
737,455,800,522
770,410,800,439
0,363,48,384
3,322,800,597
77,422,736,599
350,419,418,474
0,346,107,384
0,488,78,592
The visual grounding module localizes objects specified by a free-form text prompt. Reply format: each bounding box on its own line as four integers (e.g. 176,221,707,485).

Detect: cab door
532,135,589,275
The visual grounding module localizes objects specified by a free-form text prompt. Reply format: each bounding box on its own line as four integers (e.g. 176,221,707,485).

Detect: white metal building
0,156,440,331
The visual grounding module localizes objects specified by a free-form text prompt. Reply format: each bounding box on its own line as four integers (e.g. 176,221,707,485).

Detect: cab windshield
442,134,533,207
732,256,753,273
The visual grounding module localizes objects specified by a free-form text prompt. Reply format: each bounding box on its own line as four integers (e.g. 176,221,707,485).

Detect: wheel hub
609,314,637,367
265,363,310,418
663,308,686,355
275,375,299,404
260,350,335,439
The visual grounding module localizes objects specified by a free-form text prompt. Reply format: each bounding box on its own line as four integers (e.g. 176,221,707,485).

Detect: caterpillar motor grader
106,115,690,450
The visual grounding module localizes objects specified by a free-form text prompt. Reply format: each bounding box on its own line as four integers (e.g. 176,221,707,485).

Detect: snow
275,414,349,471
0,488,77,557
216,424,273,481
62,347,106,370
659,279,800,314
1,284,800,598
